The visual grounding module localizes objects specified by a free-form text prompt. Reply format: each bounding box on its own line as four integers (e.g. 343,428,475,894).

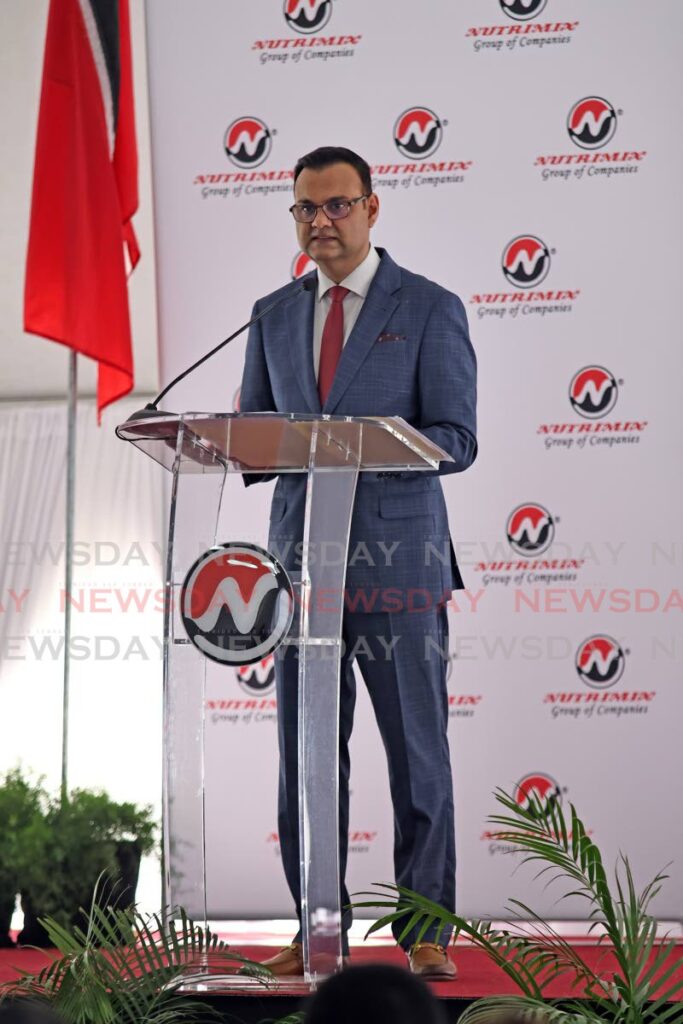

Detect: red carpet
2,942,682,1001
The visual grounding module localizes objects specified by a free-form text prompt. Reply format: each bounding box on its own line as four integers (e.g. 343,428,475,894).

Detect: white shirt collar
316,245,381,301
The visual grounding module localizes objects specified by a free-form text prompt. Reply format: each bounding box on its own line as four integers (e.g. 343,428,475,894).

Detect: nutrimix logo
535,97,646,181
544,636,655,719
500,0,548,20
470,234,577,321
448,694,483,720
506,503,554,556
193,119,292,200
284,0,333,33
446,651,483,721
515,772,564,810
465,1,578,52
394,107,444,159
237,654,276,695
483,771,567,851
369,105,472,191
181,543,293,665
502,235,551,288
267,828,378,856
224,116,273,168
251,0,361,66
569,366,618,419
538,367,648,452
475,503,585,586
567,97,617,150
291,251,316,279
576,635,625,689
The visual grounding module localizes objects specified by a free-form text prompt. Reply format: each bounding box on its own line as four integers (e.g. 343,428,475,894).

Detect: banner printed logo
575,635,625,689
569,366,618,419
181,543,293,665
506,503,555,556
237,654,276,695
499,0,548,20
501,235,551,288
283,0,333,34
515,772,563,811
224,116,273,168
567,97,617,150
291,251,317,279
393,107,444,159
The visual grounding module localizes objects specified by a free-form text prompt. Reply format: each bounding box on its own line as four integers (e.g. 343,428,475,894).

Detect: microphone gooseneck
130,276,316,420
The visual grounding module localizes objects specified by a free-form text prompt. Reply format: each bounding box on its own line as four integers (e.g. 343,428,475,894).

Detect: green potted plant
0,768,47,947
18,782,156,946
0,898,271,1024
356,789,683,1023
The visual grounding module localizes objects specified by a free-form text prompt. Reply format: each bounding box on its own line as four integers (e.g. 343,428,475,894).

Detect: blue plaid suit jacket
240,248,477,609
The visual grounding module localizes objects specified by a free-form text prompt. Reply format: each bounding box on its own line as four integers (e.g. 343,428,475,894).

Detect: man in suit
240,147,477,979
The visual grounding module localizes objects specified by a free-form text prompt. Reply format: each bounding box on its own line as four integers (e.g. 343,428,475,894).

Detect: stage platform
2,921,682,1023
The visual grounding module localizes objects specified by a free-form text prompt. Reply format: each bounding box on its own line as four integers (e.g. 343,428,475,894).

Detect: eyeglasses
289,194,370,223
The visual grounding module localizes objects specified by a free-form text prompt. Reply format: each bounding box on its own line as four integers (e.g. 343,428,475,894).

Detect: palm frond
457,995,606,1024
0,898,271,1024
355,788,683,1024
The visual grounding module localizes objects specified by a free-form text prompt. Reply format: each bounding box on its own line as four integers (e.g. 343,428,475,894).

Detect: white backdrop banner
144,0,683,919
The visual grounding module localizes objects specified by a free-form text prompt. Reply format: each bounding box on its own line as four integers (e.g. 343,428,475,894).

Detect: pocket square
376,332,407,343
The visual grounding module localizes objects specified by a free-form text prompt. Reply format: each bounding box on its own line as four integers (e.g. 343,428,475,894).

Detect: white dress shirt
312,245,381,380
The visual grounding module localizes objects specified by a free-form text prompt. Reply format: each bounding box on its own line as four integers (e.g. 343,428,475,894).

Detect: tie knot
328,285,350,304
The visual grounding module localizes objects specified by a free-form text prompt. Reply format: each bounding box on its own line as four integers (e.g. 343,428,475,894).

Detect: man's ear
368,192,380,227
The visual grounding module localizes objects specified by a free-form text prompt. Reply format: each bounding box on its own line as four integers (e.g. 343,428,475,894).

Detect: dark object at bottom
17,840,142,948
0,897,15,948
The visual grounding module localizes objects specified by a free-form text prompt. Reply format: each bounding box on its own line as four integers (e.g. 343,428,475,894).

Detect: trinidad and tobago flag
24,0,139,419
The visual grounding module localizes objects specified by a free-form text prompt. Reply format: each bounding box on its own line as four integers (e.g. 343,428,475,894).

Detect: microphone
128,277,316,420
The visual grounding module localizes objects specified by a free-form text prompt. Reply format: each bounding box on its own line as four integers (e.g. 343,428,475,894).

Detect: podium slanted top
115,411,454,474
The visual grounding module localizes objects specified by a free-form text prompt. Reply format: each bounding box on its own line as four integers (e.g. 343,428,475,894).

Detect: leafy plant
354,788,683,1024
0,769,49,944
0,897,271,1024
21,787,156,932
0,767,158,944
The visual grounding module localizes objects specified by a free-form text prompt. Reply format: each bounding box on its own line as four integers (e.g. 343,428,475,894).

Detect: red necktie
318,285,350,405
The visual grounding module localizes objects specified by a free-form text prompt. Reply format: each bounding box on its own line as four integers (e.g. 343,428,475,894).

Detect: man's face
293,162,379,278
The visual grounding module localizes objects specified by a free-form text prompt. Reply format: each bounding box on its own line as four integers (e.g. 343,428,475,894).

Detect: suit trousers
274,605,456,952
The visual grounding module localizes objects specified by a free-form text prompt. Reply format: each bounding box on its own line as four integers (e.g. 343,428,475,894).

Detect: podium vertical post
298,421,361,980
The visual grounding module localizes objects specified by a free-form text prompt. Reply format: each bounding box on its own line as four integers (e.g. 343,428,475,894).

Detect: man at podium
240,146,477,980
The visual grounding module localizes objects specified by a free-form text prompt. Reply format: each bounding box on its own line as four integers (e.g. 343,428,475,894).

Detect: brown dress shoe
408,942,457,980
259,943,303,977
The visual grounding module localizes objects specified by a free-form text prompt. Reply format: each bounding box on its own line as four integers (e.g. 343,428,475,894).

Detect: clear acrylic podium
116,411,452,985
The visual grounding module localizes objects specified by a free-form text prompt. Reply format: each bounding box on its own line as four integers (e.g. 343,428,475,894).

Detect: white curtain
0,397,166,910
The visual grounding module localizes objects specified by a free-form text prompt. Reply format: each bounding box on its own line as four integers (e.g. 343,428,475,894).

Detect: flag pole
61,350,77,800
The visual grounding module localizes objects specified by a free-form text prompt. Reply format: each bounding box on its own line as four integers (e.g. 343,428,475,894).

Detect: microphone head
301,276,316,292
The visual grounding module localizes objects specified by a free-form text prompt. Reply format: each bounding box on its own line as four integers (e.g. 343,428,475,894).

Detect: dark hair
303,964,446,1024
293,146,372,194
0,1001,66,1024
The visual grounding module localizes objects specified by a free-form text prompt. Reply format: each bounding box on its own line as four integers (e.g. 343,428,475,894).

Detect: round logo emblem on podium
181,543,294,666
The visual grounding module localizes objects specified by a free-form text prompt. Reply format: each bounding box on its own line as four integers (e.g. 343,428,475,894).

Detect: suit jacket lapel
286,274,320,413
323,250,401,415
